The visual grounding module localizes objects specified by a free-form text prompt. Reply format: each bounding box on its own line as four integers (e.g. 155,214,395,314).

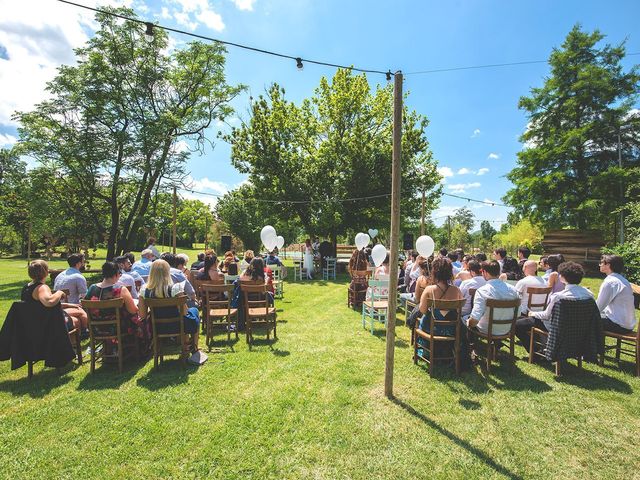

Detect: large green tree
15,7,244,259
223,69,441,247
504,25,640,234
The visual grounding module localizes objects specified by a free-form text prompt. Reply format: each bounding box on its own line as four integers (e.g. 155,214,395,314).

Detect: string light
144,22,154,43
296,57,304,70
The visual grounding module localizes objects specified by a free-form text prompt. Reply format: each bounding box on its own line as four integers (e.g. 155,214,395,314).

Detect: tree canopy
504,25,640,236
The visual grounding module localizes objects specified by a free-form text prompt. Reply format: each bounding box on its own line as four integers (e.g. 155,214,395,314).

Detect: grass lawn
0,252,639,479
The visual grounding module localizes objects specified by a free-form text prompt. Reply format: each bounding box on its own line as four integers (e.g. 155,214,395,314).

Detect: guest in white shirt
597,255,636,334
514,260,546,315
515,262,594,352
493,248,507,272
146,237,161,260
463,260,519,336
539,256,552,282
114,255,140,299
459,260,487,316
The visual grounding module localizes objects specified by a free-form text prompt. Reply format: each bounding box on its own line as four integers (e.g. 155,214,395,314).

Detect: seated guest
146,237,161,260
138,260,199,351
447,252,460,275
454,254,475,285
451,250,463,269
191,253,205,271
414,258,463,342
539,256,551,282
53,253,89,331
499,256,521,281
240,250,254,273
400,258,431,303
514,260,546,316
131,249,155,279
85,261,146,340
24,260,70,330
546,254,566,293
459,260,487,316
438,247,448,259
375,253,391,278
515,261,593,352
403,251,418,290
159,253,196,302
463,260,519,336
597,255,636,334
54,253,88,304
517,246,531,277
222,251,238,275
265,250,283,267
175,254,192,284
121,253,146,286
475,252,487,263
114,256,140,300
493,248,507,272
196,255,224,282
240,257,274,300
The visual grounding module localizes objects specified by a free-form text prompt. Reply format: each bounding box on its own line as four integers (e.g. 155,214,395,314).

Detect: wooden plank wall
542,229,604,272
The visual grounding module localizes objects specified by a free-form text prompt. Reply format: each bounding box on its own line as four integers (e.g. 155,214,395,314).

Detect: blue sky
1,0,639,228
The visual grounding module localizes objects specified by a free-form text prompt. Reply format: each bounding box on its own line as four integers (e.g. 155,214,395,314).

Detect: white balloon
260,225,277,245
415,235,435,258
368,228,378,239
264,235,278,252
371,244,387,267
354,232,370,250
275,235,285,249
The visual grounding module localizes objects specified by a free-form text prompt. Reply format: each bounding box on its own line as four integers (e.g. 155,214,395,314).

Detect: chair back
240,282,270,316
224,274,239,284
144,295,188,339
81,297,124,339
194,278,223,302
425,298,465,336
546,298,602,362
485,298,520,337
201,283,234,317
468,288,477,304
368,279,389,302
270,265,282,280
526,286,552,312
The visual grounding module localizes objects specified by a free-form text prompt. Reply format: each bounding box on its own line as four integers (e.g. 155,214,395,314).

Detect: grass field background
0,248,638,479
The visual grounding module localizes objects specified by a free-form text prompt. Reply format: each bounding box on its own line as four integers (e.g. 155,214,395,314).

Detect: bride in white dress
303,238,314,279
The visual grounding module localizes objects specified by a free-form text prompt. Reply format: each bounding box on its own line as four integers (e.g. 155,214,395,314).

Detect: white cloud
174,10,198,30
447,182,481,193
470,128,481,138
161,7,172,19
477,168,489,176
232,0,255,11
188,176,230,196
487,153,500,160
437,166,454,178
457,167,474,175
197,8,225,31
0,132,17,146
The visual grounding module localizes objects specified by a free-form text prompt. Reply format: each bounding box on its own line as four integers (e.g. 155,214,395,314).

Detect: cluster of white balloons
354,230,387,267
260,225,285,252
415,235,435,257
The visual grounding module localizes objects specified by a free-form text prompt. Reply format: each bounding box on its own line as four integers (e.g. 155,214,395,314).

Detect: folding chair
414,298,465,376
144,295,192,368
201,283,238,349
468,298,520,373
322,257,337,280
293,261,304,281
81,297,138,373
240,283,277,350
270,265,284,298
362,279,389,334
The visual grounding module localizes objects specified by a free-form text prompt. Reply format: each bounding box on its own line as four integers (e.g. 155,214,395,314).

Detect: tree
451,207,475,232
504,25,640,235
223,70,441,247
493,219,544,254
214,185,265,252
480,220,497,240
15,7,244,259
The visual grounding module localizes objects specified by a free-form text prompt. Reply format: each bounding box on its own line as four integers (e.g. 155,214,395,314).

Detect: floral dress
85,284,149,341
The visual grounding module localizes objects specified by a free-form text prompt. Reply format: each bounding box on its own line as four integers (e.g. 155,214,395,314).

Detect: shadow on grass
206,335,240,353
77,358,146,391
540,361,633,393
0,280,25,303
391,397,524,480
0,365,73,398
272,348,290,357
136,362,200,391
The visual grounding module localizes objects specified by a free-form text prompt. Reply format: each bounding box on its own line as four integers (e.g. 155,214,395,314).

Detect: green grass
0,255,638,479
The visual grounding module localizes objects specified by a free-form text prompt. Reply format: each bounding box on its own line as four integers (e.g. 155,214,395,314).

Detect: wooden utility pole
384,71,402,398
172,186,177,254
420,190,425,236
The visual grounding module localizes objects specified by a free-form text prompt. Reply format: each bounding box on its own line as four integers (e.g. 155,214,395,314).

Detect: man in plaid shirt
515,261,594,352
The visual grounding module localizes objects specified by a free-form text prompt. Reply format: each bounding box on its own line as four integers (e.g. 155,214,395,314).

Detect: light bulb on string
144,22,155,43
296,57,304,70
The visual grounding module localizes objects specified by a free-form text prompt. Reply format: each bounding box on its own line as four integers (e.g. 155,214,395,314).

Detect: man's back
460,276,487,315
472,279,519,335
515,275,546,314
597,273,636,330
53,268,87,304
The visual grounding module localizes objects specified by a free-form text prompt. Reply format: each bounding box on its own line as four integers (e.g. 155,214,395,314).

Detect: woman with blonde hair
138,260,200,350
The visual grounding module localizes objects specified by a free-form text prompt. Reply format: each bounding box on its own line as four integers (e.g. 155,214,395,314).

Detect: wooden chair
201,283,237,349
600,286,640,377
224,274,239,285
414,298,465,376
322,257,337,280
81,297,138,373
362,279,389,334
240,283,277,350
468,298,520,373
347,270,369,308
144,295,192,368
525,286,552,313
270,265,284,298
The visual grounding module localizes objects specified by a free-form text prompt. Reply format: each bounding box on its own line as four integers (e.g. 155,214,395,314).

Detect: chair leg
90,338,96,373
413,338,418,365
428,337,434,377
28,361,33,379
636,342,640,377
118,343,123,374
555,361,561,376
615,339,622,363
486,341,492,374
578,356,583,369
153,338,159,368
75,331,83,365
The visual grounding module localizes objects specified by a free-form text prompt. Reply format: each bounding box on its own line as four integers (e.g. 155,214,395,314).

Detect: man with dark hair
54,253,87,304
459,260,487,316
493,247,507,271
597,255,636,334
515,261,594,351
464,260,519,335
438,247,448,258
191,253,205,270
160,252,196,302
475,252,487,263
453,249,464,269
516,246,531,279
114,255,140,300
